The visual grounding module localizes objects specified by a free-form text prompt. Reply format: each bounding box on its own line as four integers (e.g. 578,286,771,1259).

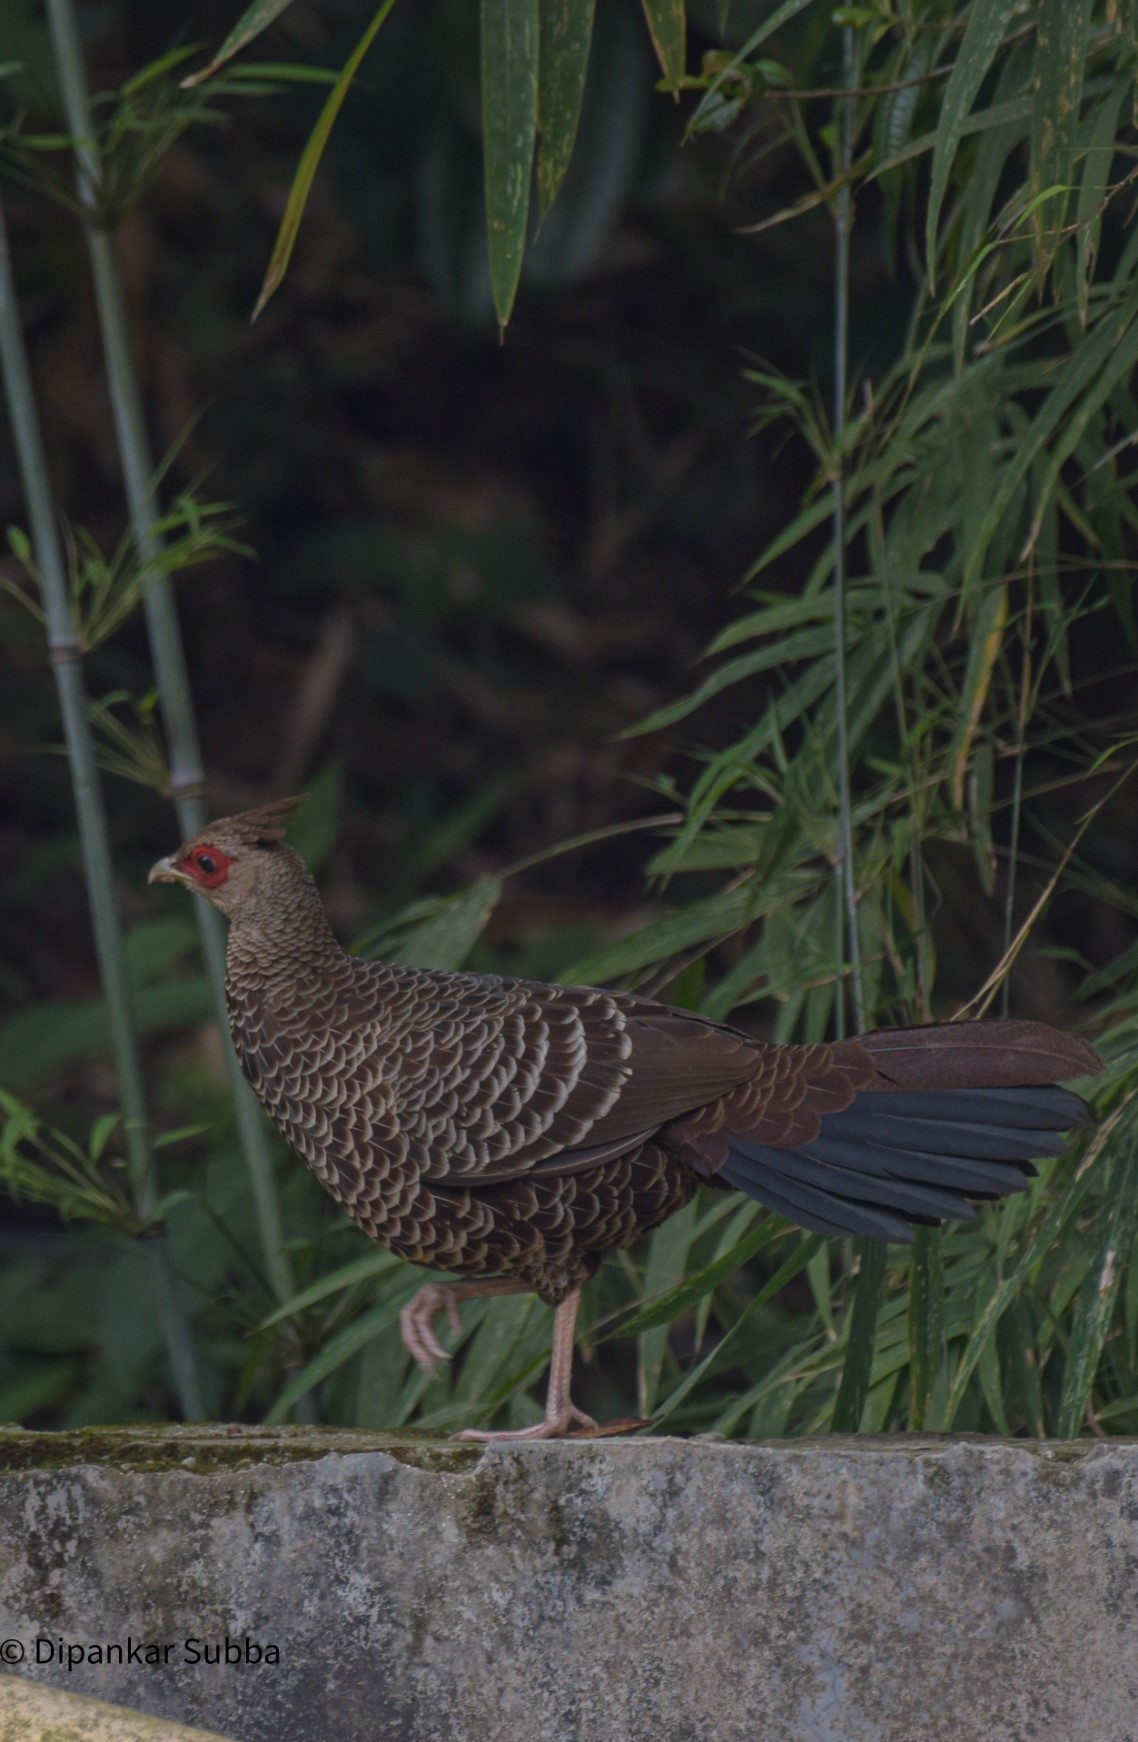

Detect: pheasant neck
225,874,347,987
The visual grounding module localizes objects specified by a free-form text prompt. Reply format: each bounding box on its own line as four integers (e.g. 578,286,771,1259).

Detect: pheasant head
148,795,316,930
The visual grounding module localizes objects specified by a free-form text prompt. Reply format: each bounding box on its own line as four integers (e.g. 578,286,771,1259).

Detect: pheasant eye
182,844,232,888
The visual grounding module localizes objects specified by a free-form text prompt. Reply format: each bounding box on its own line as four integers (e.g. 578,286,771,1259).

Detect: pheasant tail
689,1019,1100,1244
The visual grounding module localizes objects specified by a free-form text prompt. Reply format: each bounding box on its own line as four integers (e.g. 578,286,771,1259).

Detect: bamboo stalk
44,0,296,1315
829,25,882,1436
0,197,204,1419
1001,574,1033,1017
831,21,864,1040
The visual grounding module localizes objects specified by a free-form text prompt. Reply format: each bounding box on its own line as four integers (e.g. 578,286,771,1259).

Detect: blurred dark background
0,0,848,998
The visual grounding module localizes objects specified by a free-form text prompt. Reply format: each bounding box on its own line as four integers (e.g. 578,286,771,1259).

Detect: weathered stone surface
0,1671,236,1742
0,1426,1136,1742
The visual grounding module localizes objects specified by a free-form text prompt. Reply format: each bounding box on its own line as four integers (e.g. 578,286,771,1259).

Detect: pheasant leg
453,1286,598,1442
400,1277,527,1370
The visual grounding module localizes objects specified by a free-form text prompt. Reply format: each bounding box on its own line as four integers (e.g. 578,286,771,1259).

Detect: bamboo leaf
908,1226,944,1430
637,1200,698,1414
388,877,501,971
258,1251,403,1330
963,288,1138,589
686,0,813,136
649,1235,823,1427
639,0,684,93
1075,87,1126,325
949,582,1007,808
926,0,1019,281
536,0,596,217
941,1164,1097,1427
978,1317,1012,1434
626,625,837,737
252,0,398,321
1023,316,1138,558
1031,0,1091,241
832,1239,888,1432
559,883,751,984
482,0,540,329
182,0,299,88
671,622,839,721
263,1277,421,1423
1009,1296,1045,1437
617,1214,782,1337
1057,1123,1138,1437
87,1112,120,1163
0,979,213,1089
450,1294,544,1409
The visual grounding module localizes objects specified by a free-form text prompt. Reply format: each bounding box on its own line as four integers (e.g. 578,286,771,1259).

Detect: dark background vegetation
2,0,1137,1438
4,0,828,965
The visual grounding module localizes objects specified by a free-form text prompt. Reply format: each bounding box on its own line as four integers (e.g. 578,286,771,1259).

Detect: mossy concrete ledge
0,1670,236,1742
1,1427,1137,1742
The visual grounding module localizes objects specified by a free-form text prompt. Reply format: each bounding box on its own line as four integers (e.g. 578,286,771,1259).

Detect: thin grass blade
258,1250,403,1330
940,1163,1098,1426
616,1214,783,1337
649,1234,823,1429
252,0,398,320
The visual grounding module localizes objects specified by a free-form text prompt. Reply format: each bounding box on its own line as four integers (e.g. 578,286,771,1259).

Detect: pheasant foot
450,1285,596,1441
453,1402,598,1442
400,1277,526,1371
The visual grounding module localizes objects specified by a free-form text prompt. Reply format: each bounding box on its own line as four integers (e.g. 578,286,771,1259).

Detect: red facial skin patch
178,844,235,889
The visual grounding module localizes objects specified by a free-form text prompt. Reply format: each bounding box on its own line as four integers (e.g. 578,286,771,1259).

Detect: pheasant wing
344,962,760,1184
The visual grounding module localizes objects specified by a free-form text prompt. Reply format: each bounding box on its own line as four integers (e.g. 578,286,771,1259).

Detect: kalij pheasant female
150,797,1101,1440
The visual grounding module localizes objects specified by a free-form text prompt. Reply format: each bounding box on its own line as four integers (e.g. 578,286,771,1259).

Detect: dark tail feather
720,1081,1092,1245
719,1156,920,1243
845,1083,1092,1131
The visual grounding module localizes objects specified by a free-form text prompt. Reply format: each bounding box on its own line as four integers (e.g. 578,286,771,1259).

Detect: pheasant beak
148,855,190,887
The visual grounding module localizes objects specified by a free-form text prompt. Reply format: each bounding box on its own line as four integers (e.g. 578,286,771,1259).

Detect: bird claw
400,1283,464,1373
451,1404,599,1443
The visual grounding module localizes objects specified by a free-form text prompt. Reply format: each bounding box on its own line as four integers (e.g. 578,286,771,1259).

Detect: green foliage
0,43,321,228
250,0,399,321
3,488,245,655
187,0,693,324
480,0,539,329
536,0,596,215
3,0,1138,1443
639,0,686,94
0,1091,149,1234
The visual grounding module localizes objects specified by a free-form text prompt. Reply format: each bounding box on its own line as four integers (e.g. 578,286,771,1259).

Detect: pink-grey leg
453,1286,597,1442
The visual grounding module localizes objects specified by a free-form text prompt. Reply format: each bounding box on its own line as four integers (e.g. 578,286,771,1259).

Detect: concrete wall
0,1426,1135,1742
